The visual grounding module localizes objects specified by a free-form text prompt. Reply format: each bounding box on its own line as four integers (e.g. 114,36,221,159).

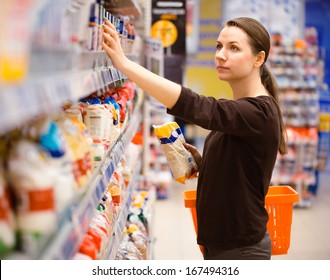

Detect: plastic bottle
8,139,57,256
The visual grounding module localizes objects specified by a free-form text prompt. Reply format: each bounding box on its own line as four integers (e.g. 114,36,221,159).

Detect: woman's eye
231,45,238,51
216,44,222,50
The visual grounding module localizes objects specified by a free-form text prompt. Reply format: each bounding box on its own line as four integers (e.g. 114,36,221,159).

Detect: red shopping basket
183,185,299,256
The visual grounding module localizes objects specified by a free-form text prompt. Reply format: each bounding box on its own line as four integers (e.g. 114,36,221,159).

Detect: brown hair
225,17,287,155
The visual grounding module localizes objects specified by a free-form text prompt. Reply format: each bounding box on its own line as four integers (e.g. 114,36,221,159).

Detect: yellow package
153,122,198,184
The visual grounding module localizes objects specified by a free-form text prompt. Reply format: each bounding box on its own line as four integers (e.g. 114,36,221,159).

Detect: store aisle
152,178,202,260
152,172,330,260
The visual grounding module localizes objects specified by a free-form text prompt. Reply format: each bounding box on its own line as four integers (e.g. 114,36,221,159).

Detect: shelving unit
269,34,321,207
0,0,152,260
40,96,143,259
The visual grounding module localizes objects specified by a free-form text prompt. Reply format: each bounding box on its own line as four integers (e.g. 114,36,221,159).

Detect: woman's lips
217,66,229,70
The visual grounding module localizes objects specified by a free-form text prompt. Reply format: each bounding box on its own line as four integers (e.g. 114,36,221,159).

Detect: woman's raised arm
102,19,181,109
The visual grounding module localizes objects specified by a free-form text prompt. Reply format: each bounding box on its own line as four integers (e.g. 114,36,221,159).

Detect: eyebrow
216,40,240,44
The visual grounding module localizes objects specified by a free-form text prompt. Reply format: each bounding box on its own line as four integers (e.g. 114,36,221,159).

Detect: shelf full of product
0,0,154,260
269,27,329,207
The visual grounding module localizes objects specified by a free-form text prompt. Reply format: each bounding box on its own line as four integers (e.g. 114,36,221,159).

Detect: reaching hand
101,19,128,71
182,142,202,169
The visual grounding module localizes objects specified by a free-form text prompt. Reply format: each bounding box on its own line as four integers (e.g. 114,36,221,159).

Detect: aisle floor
152,172,330,260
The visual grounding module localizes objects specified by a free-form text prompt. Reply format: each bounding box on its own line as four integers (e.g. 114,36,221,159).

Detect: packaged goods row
269,27,329,207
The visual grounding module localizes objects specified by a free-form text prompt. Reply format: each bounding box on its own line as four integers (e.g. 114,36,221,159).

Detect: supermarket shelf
104,0,142,17
0,66,125,136
103,159,143,260
40,98,143,260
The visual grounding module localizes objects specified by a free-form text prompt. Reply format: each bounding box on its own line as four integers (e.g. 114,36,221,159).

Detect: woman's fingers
101,41,111,53
102,23,116,36
103,19,119,41
103,18,116,31
182,142,202,168
101,18,128,72
102,32,114,46
183,142,196,152
102,26,116,42
102,20,120,45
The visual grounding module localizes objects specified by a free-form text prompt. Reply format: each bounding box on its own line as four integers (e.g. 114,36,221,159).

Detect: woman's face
215,26,258,82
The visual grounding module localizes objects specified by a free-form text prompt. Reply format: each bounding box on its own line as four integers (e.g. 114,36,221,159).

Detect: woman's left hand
183,142,202,169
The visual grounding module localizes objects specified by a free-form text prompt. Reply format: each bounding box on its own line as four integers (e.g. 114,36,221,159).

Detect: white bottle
8,140,57,256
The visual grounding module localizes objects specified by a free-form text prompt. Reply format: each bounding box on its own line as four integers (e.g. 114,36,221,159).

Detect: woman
102,17,287,260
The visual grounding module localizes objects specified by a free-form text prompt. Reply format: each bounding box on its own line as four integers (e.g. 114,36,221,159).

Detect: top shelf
104,0,142,17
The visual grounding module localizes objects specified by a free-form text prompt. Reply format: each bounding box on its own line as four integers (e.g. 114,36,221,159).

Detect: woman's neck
229,74,268,100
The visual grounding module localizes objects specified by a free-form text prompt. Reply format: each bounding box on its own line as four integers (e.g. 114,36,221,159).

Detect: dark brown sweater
168,86,280,250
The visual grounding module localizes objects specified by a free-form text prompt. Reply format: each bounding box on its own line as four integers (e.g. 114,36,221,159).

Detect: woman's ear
254,51,265,68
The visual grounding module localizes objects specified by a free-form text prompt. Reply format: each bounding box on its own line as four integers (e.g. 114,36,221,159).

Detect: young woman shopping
102,17,287,260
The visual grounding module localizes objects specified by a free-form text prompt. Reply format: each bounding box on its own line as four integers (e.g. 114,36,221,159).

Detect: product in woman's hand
153,122,198,184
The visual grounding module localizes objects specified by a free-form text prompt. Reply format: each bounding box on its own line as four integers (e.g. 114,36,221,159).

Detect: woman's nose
215,49,226,61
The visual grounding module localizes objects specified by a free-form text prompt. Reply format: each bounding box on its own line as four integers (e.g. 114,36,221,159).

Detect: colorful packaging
153,122,198,184
57,117,93,190
39,120,75,213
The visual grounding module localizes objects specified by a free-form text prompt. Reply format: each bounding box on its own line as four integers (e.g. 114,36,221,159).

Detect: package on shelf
107,170,124,204
75,208,113,260
37,118,76,212
63,102,87,123
118,156,132,187
127,223,148,259
90,139,106,168
98,189,116,227
86,1,103,51
124,141,143,172
110,92,128,128
129,192,150,235
0,0,38,84
56,116,93,190
83,103,112,148
74,173,127,260
76,233,98,260
109,82,138,126
124,20,136,54
0,162,16,257
116,231,143,260
116,196,151,260
7,139,57,257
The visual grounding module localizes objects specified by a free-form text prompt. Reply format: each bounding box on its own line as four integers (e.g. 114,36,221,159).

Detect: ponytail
261,64,287,155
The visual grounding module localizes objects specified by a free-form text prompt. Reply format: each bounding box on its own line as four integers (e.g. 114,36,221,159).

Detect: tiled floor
152,172,330,260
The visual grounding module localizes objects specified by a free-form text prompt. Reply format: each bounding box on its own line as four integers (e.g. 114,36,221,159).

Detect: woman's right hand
101,19,128,71
182,142,202,169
